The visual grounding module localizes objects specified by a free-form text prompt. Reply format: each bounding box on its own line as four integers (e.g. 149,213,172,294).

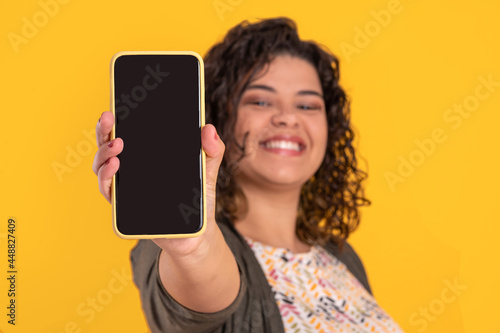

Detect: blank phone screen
113,54,203,236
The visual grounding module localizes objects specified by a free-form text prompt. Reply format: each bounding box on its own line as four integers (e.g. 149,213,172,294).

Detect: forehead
246,55,322,91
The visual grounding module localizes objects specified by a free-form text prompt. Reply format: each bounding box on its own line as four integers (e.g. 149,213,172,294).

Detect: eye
251,100,270,107
297,104,320,110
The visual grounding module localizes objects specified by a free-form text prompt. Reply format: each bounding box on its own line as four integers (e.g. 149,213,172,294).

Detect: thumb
201,124,225,197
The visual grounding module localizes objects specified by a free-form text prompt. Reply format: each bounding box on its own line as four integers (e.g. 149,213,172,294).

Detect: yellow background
1,0,498,332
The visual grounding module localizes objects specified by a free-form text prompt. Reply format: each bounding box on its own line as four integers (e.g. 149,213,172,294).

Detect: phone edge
109,50,207,240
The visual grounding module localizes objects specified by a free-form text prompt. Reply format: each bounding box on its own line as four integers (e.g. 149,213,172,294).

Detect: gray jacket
130,218,372,333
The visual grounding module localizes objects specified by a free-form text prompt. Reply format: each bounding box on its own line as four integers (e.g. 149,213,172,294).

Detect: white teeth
264,140,301,151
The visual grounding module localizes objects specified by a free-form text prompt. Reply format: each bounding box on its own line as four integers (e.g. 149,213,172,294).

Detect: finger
201,124,224,159
201,125,225,220
96,111,115,147
92,137,124,175
97,156,120,204
201,124,225,182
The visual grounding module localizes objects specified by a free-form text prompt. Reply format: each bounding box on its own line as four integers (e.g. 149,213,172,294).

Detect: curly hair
203,17,371,249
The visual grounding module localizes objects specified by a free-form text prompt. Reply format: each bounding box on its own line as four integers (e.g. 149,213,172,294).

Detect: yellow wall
1,0,498,332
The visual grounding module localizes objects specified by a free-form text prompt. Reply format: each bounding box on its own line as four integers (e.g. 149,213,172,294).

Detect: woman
93,17,404,333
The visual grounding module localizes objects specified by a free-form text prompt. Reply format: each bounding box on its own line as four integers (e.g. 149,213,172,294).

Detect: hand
92,111,226,256
92,111,124,204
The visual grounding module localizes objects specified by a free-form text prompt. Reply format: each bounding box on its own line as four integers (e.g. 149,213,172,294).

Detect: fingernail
107,140,114,148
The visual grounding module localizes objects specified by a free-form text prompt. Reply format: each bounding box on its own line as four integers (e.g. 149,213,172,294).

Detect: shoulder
323,240,373,295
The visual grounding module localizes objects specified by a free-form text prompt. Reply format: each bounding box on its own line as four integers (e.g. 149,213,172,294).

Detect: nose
270,106,299,128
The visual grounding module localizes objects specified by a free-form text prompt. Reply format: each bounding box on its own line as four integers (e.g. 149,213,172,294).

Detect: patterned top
245,237,405,333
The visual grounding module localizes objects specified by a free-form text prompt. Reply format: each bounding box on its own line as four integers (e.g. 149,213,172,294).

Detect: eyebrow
245,84,323,98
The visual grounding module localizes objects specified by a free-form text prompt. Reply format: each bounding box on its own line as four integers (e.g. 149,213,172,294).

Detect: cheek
234,113,268,149
313,122,329,167
231,115,256,159
312,117,329,149
232,111,250,144
233,108,253,136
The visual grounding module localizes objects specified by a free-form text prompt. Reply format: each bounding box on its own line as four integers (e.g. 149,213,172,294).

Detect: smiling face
230,54,328,190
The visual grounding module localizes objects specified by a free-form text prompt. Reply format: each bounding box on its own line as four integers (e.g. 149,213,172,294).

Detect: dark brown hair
203,17,370,249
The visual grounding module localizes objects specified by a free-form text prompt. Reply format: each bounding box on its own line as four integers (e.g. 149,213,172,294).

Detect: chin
259,170,312,188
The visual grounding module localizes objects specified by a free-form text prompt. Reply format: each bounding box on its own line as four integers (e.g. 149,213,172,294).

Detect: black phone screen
112,53,204,237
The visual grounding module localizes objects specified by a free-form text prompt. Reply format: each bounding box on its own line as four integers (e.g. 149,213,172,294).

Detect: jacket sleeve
129,239,247,333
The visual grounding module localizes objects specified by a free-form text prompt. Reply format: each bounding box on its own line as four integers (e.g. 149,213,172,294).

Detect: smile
262,140,302,152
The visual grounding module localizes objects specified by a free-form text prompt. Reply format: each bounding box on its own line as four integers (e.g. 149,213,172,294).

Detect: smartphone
110,51,206,239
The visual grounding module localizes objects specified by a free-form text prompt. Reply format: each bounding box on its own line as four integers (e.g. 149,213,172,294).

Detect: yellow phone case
109,50,206,239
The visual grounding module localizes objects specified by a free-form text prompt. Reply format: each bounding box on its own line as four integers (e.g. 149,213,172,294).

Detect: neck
232,179,310,254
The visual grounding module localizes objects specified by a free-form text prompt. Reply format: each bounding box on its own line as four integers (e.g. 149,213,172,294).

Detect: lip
259,134,306,156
